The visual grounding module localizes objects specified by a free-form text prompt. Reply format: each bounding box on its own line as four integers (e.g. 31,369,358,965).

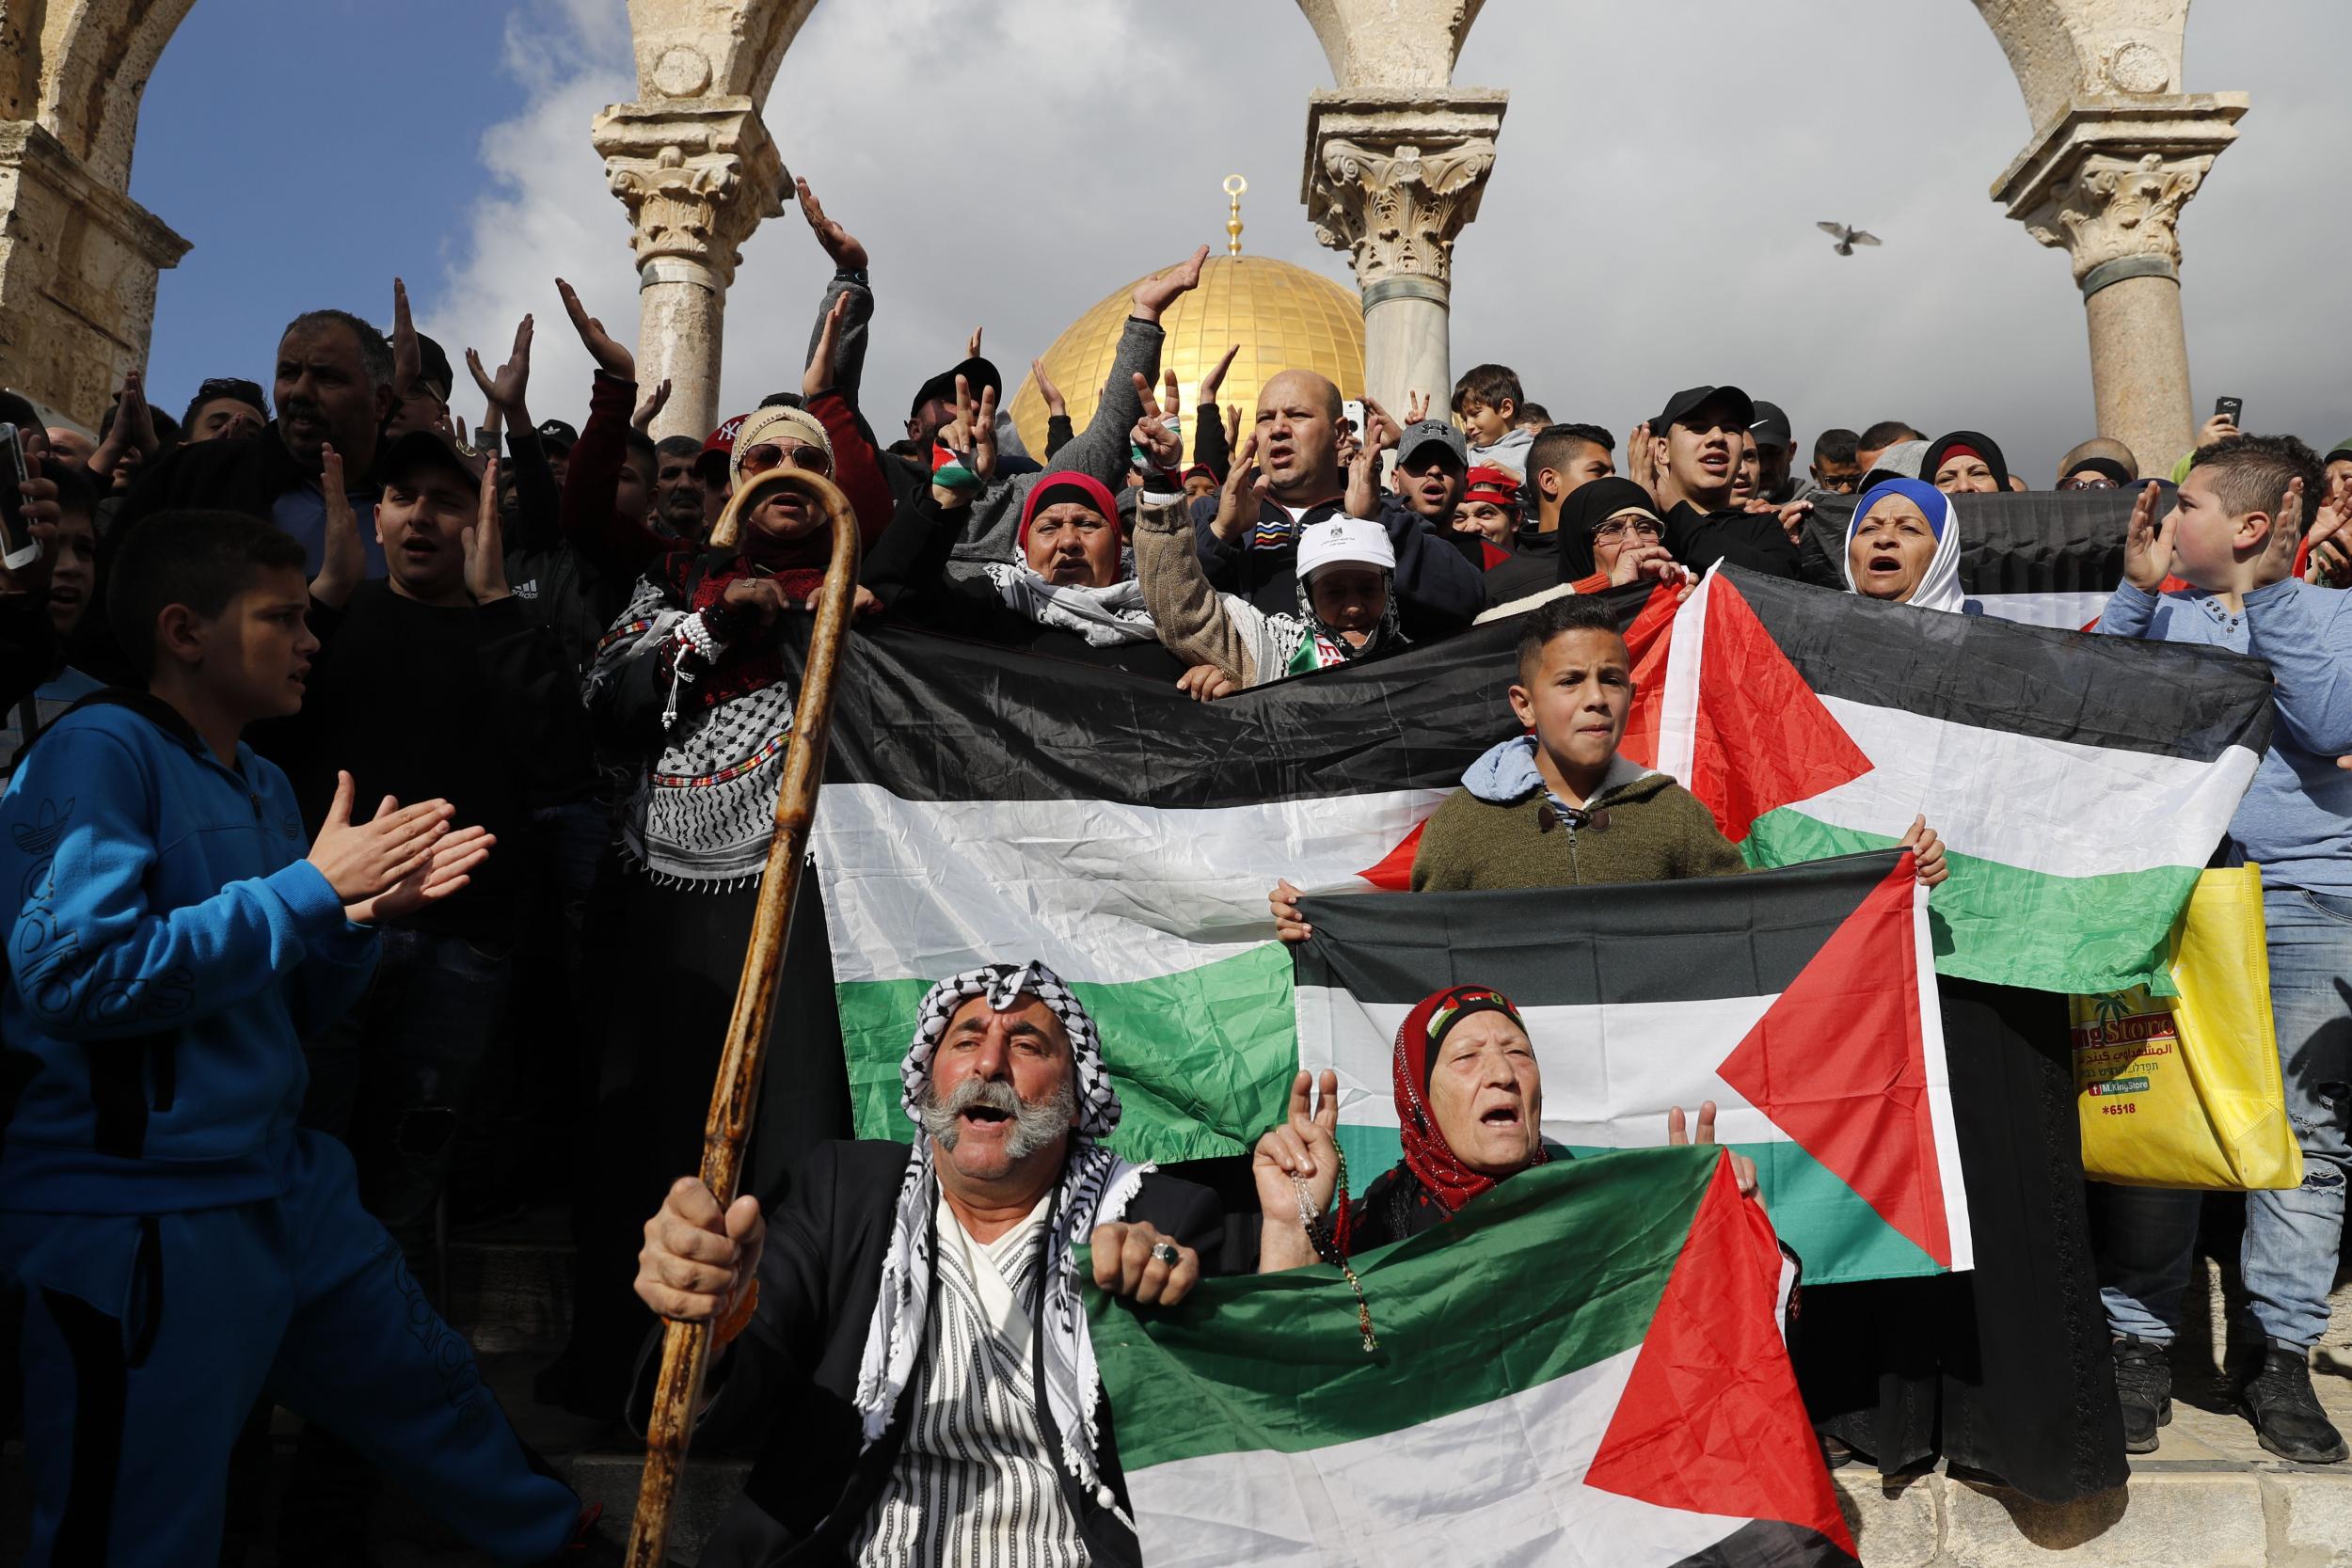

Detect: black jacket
1661,500,1802,578
641,1140,1226,1568
863,488,1187,680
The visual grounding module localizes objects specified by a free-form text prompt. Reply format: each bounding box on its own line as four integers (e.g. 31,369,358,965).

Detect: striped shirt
851,1197,1089,1567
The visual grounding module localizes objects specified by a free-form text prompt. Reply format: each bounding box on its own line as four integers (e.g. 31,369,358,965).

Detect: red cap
704,413,749,454
1463,465,1521,510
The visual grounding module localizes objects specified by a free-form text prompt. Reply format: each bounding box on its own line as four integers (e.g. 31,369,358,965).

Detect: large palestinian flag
1296,849,1965,1283
1624,565,2271,995
1089,1147,1855,1568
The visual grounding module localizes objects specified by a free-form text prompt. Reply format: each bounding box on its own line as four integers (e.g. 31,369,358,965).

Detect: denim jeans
306,926,516,1247
2097,886,2352,1350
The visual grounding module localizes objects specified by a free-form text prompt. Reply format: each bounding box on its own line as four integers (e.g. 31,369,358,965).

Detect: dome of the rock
1009,252,1366,463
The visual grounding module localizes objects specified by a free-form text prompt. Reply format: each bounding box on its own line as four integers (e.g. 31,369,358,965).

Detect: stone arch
623,0,821,106
1293,0,1488,91
0,0,195,425
1971,0,2187,129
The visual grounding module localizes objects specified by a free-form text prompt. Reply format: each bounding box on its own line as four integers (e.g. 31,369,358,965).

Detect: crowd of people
2,173,2349,1566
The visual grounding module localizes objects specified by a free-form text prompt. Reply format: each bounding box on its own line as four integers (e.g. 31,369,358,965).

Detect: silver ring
1150,1242,1182,1266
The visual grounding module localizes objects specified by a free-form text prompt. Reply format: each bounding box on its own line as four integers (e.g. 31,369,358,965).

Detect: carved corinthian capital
1992,95,2246,289
591,98,785,287
1302,91,1506,290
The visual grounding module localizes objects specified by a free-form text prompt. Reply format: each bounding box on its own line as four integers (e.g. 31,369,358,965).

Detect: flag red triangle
1356,818,1427,891
1583,1157,1857,1558
1683,578,1873,840
1712,856,1951,1266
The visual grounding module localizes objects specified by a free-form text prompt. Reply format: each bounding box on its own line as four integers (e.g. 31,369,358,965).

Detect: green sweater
1410,768,1749,891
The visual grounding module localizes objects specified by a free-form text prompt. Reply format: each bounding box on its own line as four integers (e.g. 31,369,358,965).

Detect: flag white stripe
812,784,1447,985
1653,567,1713,788
1790,697,2256,879
1129,1346,1757,1568
1971,590,2110,630
1912,870,1974,1272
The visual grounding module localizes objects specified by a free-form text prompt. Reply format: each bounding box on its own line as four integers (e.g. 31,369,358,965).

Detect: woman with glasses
1555,476,1675,589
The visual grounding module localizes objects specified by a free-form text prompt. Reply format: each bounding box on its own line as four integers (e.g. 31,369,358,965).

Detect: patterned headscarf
1391,985,1544,1220
852,960,1147,1517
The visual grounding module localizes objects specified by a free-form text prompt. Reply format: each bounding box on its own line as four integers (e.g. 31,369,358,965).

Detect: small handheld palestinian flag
1089,1147,1856,1568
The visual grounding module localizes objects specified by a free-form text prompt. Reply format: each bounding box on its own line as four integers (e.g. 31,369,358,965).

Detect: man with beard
632,961,1227,1567
652,435,711,544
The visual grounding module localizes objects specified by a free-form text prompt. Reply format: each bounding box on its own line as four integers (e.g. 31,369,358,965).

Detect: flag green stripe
1088,1150,1716,1470
1334,1128,1937,1285
838,942,1299,1163
1741,809,2201,996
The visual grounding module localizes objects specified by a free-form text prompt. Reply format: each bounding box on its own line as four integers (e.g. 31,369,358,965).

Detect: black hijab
1556,477,1663,584
1921,431,2010,492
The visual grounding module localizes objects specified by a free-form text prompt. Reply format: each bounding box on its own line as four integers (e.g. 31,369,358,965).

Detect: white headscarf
1842,478,1966,614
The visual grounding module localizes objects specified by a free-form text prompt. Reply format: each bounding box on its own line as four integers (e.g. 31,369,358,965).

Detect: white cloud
428,0,2352,478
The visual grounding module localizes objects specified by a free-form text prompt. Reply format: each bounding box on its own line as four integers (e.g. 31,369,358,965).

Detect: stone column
591,98,787,443
1993,95,2245,475
1302,90,1505,413
0,121,189,430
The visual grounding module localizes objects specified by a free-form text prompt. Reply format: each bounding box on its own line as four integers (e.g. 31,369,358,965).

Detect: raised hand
632,378,672,433
1898,814,1949,887
1359,397,1403,454
1131,245,1211,325
1625,420,1662,498
307,772,455,906
795,176,868,272
636,1176,765,1323
310,444,364,609
805,293,850,401
1031,358,1068,420
1253,1069,1343,1271
462,456,509,603
966,325,983,360
556,277,634,381
2197,409,2238,450
1130,372,1182,472
87,370,161,481
1223,404,1241,449
1210,429,1264,544
1667,1101,1760,1198
1343,427,1379,518
930,372,997,505
390,277,421,402
1608,541,1681,588
348,823,496,924
465,313,534,429
2306,484,2352,586
1199,342,1241,404
1402,389,1431,426
2260,477,2308,579
2122,480,2175,592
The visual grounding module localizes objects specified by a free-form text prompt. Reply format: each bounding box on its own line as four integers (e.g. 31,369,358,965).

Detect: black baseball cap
909,356,1001,420
1750,401,1792,449
1653,385,1756,432
1397,419,1469,467
535,419,579,451
377,429,482,493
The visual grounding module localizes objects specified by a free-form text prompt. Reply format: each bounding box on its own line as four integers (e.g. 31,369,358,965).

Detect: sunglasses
2060,476,2118,491
739,441,831,477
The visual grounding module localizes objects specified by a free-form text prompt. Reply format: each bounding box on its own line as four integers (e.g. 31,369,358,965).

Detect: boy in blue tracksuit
0,510,593,1563
2092,434,2352,1465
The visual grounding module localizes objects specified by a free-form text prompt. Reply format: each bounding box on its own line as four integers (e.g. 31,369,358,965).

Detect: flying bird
1818,221,1882,257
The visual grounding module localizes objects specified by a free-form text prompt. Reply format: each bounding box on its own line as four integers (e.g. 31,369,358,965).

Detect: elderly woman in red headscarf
1250,984,1755,1273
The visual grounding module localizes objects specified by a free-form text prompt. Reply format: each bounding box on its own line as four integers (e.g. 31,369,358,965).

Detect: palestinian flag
1296,849,1966,1283
806,610,1623,1161
1089,1148,1855,1567
1625,565,2271,995
1802,489,2137,628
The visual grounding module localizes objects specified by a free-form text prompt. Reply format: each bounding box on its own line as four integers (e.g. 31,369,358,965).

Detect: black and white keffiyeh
850,960,1148,1515
979,553,1160,648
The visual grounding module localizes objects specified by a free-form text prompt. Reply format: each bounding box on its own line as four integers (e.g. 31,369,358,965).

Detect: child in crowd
0,510,596,1564
0,461,102,769
1272,594,1947,924
2092,435,2352,1464
1453,362,1534,472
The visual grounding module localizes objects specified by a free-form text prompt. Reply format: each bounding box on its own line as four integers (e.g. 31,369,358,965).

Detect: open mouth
960,1105,1013,1132
1480,1105,1522,1128
46,586,82,607
1867,553,1902,574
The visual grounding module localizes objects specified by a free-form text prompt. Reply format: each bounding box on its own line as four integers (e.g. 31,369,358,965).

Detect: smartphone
2215,396,2243,425
0,425,40,572
1343,398,1367,435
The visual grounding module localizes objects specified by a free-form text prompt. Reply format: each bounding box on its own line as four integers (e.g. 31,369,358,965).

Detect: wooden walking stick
626,468,862,1567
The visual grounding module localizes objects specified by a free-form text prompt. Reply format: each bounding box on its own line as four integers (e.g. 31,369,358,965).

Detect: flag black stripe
1720,567,2275,764
1296,852,1901,1006
813,584,1659,809
1803,489,2132,601
1667,1519,1860,1568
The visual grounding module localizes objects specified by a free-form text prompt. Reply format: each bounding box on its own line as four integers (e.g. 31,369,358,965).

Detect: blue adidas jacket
0,692,378,1213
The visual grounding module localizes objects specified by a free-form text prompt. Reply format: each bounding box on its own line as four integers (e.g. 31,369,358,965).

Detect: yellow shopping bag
2072,865,2303,1191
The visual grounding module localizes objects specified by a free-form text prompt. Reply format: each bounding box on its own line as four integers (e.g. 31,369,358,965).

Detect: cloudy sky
134,0,2350,484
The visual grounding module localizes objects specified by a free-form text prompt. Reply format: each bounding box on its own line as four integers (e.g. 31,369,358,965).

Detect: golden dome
1009,251,1366,462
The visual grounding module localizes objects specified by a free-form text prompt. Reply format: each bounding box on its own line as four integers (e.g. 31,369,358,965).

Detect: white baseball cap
1295,516,1395,581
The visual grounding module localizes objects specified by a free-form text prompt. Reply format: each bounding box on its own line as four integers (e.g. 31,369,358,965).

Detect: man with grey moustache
632,960,1230,1568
